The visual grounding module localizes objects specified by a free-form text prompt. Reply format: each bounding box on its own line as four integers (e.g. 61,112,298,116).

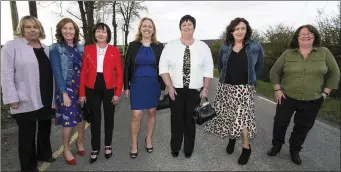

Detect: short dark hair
92,22,111,43
224,17,252,45
179,15,196,30
289,24,321,49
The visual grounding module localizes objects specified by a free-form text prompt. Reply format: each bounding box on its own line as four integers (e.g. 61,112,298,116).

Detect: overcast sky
1,1,339,46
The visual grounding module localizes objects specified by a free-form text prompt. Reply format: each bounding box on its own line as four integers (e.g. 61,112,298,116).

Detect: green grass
214,68,220,78
213,69,340,124
256,80,340,124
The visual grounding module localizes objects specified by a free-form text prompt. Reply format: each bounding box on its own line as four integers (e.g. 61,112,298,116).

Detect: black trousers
170,87,201,154
16,119,52,172
86,73,116,151
271,95,324,152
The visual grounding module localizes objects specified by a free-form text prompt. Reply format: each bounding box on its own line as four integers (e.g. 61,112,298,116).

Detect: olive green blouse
270,47,340,101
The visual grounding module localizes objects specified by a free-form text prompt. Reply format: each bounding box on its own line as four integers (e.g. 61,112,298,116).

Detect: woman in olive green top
268,24,340,165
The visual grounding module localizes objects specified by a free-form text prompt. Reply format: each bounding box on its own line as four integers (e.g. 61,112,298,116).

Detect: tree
28,1,38,18
77,1,95,45
316,2,341,56
118,1,147,53
262,23,294,58
10,1,19,36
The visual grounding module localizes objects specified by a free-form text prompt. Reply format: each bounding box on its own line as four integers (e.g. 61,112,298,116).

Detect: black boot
290,150,302,165
226,138,236,154
238,144,251,165
267,146,281,156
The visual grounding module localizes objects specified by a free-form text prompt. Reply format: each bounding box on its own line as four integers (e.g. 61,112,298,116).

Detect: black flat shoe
267,146,281,156
89,151,99,164
145,137,153,153
130,142,138,159
38,157,56,162
290,150,302,165
184,153,192,158
171,151,179,157
104,146,112,159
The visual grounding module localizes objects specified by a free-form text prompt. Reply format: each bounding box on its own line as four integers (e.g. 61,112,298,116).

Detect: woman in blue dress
49,18,85,165
124,17,165,159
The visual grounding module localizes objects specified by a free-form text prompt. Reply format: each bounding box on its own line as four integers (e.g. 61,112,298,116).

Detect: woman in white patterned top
159,14,214,158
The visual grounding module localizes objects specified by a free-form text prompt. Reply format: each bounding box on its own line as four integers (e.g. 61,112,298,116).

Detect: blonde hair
135,17,158,44
14,15,46,39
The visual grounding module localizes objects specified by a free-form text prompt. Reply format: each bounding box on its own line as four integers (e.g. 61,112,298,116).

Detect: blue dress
55,46,83,127
130,45,161,110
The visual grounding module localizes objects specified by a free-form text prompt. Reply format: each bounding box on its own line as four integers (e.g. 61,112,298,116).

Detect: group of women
1,13,339,172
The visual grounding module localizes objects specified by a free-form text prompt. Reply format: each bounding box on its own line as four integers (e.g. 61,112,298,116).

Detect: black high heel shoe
104,146,112,159
89,151,99,164
130,142,138,159
145,137,153,153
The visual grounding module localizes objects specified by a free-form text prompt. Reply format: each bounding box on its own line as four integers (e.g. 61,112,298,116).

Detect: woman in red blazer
79,23,123,164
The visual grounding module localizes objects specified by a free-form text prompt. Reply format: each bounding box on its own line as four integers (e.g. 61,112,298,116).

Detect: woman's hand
125,89,130,98
200,88,208,99
275,90,286,104
78,96,86,104
112,96,120,105
63,93,72,107
168,86,177,101
10,102,19,109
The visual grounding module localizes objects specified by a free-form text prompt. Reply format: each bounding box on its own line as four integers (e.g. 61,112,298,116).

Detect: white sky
1,1,339,46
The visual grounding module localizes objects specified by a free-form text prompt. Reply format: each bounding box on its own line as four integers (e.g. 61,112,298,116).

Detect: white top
159,38,214,89
96,44,108,73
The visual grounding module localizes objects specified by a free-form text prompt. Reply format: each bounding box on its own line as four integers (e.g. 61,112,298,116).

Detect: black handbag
81,102,92,123
193,98,216,125
157,94,170,110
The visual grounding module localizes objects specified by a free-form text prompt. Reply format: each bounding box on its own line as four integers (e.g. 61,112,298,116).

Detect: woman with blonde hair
49,18,85,165
124,17,165,158
1,15,55,172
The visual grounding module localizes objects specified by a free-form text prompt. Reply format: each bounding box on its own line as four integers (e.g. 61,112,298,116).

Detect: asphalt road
1,78,340,171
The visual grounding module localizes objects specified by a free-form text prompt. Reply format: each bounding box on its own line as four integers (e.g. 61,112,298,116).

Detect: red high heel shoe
63,150,76,165
76,142,86,156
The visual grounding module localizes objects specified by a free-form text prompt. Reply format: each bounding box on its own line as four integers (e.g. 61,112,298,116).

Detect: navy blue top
134,46,157,77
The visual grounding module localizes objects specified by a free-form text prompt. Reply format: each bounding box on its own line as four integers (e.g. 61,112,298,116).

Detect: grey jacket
1,38,55,114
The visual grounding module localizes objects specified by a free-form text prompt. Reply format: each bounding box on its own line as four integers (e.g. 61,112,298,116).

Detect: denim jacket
218,40,264,85
49,42,84,93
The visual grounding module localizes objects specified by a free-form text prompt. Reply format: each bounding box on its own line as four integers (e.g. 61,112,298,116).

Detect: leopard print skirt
204,83,257,139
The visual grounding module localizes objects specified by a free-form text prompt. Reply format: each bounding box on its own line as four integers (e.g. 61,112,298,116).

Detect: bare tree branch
67,9,82,21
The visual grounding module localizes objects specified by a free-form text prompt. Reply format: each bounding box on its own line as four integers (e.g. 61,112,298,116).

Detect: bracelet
203,88,208,92
274,89,281,92
323,91,330,96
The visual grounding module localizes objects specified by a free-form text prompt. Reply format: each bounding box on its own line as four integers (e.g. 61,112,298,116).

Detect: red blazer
79,44,123,97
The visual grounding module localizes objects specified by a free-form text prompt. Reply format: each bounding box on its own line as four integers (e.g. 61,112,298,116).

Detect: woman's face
23,20,40,41
232,22,247,42
95,27,108,43
180,20,194,37
62,22,75,42
140,19,154,39
298,27,314,47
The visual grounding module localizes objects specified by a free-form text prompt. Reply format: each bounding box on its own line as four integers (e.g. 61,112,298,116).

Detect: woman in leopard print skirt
204,17,264,165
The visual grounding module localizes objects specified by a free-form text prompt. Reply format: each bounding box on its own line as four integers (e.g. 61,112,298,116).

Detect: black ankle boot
238,144,252,165
226,139,236,154
267,146,281,156
290,150,302,165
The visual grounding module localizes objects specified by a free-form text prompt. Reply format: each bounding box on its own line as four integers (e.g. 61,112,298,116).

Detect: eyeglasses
298,33,314,37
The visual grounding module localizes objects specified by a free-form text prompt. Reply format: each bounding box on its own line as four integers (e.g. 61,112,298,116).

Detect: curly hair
224,17,252,45
55,18,80,44
288,24,321,49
